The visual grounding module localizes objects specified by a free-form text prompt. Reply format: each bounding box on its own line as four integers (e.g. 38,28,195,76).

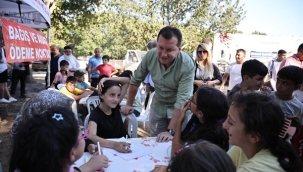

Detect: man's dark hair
278,66,303,85
241,59,268,78
64,45,72,50
59,60,69,67
102,55,110,61
157,26,182,47
297,43,303,52
278,49,287,55
236,49,246,55
66,76,77,84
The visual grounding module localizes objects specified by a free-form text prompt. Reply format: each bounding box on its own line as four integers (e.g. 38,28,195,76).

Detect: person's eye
228,120,233,125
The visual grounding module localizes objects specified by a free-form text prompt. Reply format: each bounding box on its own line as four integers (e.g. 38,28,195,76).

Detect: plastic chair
121,113,138,138
86,96,100,114
84,113,90,129
138,85,147,106
137,91,155,128
57,84,65,90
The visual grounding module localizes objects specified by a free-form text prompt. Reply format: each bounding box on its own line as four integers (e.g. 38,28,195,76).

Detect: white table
74,138,171,172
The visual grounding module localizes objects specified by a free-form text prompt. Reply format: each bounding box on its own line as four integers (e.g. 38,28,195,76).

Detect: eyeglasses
197,50,208,54
78,127,90,142
189,96,196,105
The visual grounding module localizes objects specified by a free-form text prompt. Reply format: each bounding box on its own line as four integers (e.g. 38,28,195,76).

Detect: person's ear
247,132,260,143
295,84,302,90
197,110,204,122
69,147,77,162
243,75,249,81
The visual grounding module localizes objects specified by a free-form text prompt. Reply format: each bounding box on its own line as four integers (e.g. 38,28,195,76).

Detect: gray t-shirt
271,91,303,124
228,84,242,104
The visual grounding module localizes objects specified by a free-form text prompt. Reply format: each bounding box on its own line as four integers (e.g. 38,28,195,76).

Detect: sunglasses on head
197,50,208,54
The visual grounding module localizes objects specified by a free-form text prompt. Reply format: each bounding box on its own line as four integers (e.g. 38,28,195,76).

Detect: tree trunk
25,64,37,84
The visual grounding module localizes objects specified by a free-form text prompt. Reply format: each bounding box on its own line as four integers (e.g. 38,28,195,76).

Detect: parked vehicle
32,61,47,71
110,50,147,73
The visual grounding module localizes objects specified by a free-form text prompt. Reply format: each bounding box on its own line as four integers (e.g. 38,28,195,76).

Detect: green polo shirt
130,48,195,118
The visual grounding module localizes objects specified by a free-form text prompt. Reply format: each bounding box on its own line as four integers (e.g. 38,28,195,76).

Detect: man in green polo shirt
121,26,195,142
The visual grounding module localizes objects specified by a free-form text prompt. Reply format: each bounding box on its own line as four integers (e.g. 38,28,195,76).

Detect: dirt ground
0,73,151,172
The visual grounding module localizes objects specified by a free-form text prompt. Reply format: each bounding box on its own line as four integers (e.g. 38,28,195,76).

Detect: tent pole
47,28,50,87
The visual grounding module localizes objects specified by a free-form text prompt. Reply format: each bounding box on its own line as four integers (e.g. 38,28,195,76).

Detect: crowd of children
6,40,303,172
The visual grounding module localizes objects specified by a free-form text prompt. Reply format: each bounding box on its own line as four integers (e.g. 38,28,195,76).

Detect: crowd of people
4,26,303,172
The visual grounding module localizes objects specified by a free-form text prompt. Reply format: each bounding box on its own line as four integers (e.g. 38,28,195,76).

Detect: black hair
182,87,229,151
232,92,302,171
147,41,157,48
157,26,182,47
297,43,303,52
60,60,69,67
66,76,77,84
236,49,246,55
119,70,133,79
278,49,287,55
241,59,268,78
9,107,79,172
102,55,110,61
168,141,236,172
277,66,303,85
64,45,72,50
97,74,109,83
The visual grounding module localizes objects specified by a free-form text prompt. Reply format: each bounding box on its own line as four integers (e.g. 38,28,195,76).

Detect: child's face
276,77,300,97
75,75,84,82
244,74,265,90
61,65,69,71
100,86,121,108
103,58,109,64
66,82,76,92
223,105,251,147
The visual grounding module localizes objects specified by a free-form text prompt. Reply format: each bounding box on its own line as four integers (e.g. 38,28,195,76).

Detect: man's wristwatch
167,129,175,136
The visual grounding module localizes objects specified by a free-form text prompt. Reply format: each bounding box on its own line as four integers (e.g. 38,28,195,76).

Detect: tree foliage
46,0,246,59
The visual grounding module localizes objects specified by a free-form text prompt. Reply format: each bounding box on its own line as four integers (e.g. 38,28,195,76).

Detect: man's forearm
167,108,181,130
126,84,138,106
87,66,92,78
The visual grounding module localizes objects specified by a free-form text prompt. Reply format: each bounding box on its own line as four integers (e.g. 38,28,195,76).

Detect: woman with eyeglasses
193,43,222,93
9,107,109,172
170,86,229,157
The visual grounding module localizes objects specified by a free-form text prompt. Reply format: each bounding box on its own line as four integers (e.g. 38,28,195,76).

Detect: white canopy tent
0,0,51,86
0,0,50,28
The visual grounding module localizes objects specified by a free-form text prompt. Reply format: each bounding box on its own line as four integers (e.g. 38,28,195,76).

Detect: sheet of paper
104,143,151,161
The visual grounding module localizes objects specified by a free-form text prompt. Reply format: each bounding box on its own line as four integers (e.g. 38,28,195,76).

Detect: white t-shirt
144,73,154,87
271,91,303,124
0,48,7,73
267,59,282,82
225,62,242,90
58,55,80,71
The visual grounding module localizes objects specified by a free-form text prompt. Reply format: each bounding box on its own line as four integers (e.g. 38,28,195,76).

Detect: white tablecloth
74,138,171,172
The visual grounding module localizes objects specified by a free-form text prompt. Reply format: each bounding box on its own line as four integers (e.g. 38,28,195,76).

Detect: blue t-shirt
76,81,90,89
88,56,103,78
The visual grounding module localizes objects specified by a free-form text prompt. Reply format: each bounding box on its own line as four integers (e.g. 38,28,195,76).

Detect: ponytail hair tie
279,118,296,138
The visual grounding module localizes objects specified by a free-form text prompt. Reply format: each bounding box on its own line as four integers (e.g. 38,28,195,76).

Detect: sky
237,0,303,37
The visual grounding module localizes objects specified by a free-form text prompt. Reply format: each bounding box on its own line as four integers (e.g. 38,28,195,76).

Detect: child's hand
114,142,132,153
87,144,98,154
87,154,109,169
152,165,168,172
179,101,190,123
